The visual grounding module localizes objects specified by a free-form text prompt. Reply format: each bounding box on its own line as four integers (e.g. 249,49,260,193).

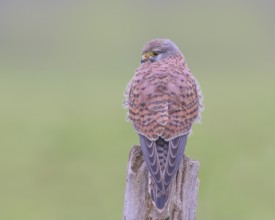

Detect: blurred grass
0,0,275,219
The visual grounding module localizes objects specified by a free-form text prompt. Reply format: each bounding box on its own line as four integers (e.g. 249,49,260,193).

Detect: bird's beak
141,53,150,63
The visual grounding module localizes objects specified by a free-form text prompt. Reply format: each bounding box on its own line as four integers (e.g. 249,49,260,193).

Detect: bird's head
141,39,181,64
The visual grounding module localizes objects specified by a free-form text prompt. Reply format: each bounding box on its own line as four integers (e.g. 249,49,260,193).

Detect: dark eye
152,51,159,56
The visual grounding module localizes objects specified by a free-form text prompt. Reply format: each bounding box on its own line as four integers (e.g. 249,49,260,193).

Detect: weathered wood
123,145,200,220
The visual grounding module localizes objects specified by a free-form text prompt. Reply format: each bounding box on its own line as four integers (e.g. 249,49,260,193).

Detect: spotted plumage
124,39,203,210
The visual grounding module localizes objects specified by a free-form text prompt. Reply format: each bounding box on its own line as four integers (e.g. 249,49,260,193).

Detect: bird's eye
151,51,159,56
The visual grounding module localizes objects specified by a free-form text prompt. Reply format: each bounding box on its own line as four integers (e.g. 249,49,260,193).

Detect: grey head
141,39,182,63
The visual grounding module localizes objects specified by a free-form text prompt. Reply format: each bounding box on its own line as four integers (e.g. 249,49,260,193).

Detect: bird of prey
124,39,203,210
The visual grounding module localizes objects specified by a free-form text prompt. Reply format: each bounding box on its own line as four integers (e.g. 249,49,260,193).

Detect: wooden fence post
123,145,200,220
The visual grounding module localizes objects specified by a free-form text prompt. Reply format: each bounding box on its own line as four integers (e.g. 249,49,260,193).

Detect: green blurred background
0,0,275,219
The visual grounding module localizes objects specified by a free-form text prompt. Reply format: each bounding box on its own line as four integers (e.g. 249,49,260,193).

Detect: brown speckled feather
124,39,203,210
127,54,201,141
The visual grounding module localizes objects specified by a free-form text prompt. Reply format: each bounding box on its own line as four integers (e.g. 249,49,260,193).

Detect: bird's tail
149,175,170,211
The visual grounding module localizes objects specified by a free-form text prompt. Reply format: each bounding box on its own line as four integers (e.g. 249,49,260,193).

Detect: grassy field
0,1,275,219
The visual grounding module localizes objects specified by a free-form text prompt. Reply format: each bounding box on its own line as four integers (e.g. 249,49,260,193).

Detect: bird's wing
161,57,202,139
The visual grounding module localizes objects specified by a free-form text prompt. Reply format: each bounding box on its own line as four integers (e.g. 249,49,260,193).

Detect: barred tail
140,134,188,210
149,175,170,210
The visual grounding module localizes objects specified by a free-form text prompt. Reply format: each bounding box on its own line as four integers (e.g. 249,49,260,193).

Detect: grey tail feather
150,186,169,210
140,134,189,210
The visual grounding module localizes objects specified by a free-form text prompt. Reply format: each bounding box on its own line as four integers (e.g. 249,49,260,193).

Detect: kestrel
124,39,203,210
